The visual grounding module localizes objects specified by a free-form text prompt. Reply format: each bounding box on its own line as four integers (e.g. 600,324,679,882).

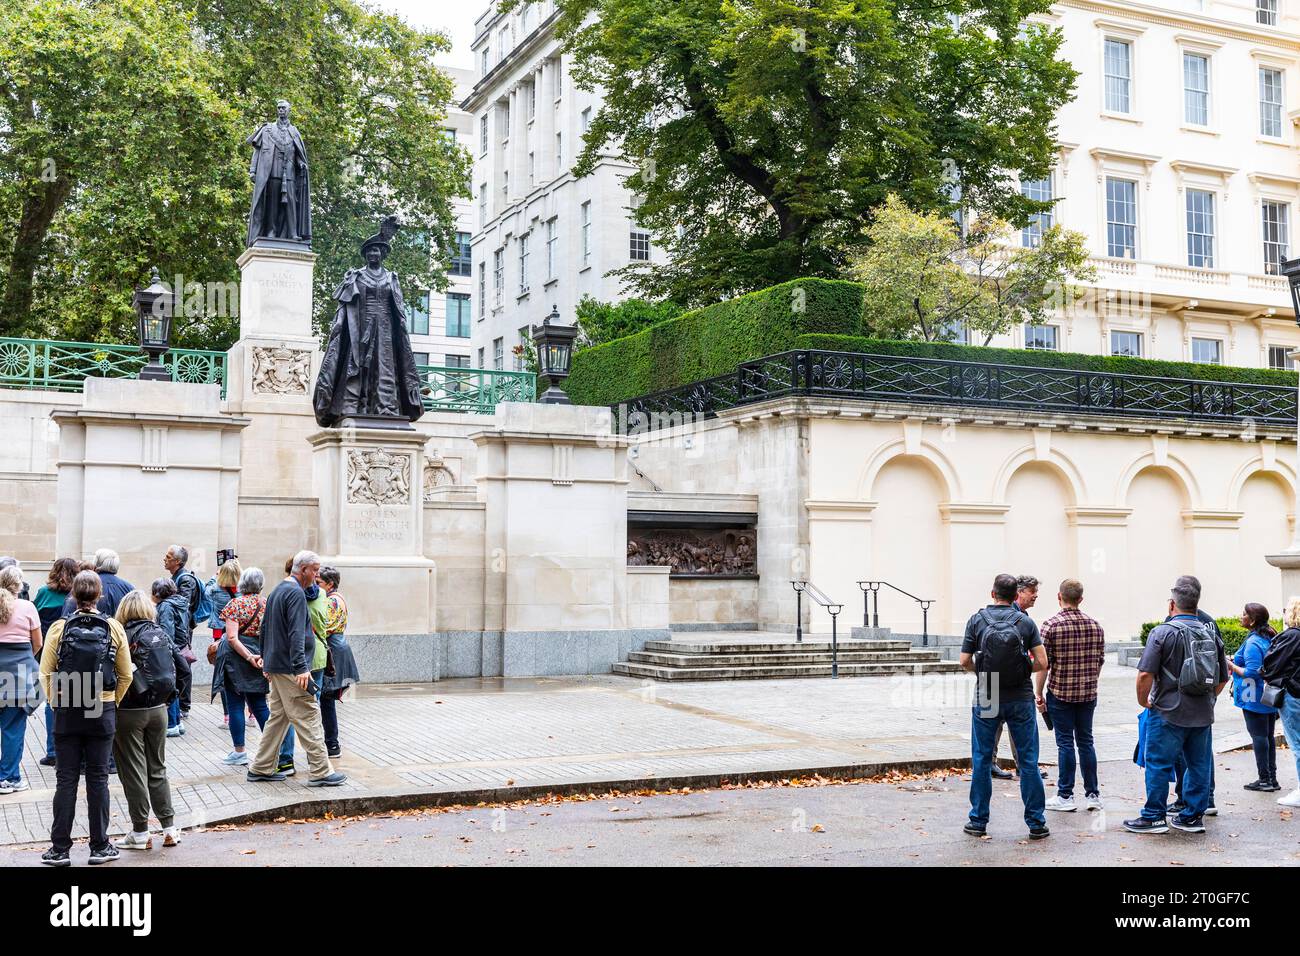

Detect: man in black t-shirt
960,573,1049,839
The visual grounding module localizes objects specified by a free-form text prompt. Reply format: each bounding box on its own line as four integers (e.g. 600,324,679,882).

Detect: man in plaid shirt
1034,578,1106,812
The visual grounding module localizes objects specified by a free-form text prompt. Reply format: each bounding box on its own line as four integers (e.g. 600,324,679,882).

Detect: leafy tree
540,0,1076,308
847,193,1096,345
0,0,469,347
573,295,681,348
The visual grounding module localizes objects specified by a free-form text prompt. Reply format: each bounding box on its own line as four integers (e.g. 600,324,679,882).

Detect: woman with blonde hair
1262,596,1300,808
0,564,41,793
206,558,241,727
111,590,182,850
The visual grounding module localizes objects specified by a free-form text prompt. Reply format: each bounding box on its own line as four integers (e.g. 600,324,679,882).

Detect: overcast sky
376,0,481,69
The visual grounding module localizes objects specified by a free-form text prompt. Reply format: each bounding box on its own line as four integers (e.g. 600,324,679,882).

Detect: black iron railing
791,581,844,678
857,580,935,647
612,350,1298,431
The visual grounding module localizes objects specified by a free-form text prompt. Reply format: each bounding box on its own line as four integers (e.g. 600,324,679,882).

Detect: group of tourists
964,572,1300,840
0,546,360,866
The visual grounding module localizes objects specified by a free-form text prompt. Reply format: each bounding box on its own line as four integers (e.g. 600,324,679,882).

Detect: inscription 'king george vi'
346,448,411,505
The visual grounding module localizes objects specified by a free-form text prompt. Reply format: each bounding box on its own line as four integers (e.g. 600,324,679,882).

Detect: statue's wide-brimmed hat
361,214,400,257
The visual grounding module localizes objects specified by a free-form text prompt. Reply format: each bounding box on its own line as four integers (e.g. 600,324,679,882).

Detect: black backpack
125,621,177,708
975,609,1030,692
51,613,115,709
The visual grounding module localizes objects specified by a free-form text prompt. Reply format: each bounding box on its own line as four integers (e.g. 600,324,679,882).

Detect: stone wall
668,577,759,629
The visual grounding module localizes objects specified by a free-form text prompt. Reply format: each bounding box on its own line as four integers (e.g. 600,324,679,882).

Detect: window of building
555,132,563,169
450,232,471,277
1258,0,1279,26
1183,53,1210,126
1105,177,1138,259
938,318,968,344
1191,337,1222,364
1024,324,1059,351
580,106,591,133
444,354,470,369
493,337,504,370
1186,188,1216,268
477,347,485,368
1269,344,1295,369
498,27,508,65
412,351,429,367
446,293,471,337
518,233,530,293
479,184,487,226
527,83,536,120
581,201,591,266
630,227,651,261
477,263,486,318
515,326,529,371
406,291,430,336
1263,200,1290,275
1020,176,1053,248
1103,38,1132,114
493,248,504,306
546,219,557,279
481,48,490,75
1111,330,1143,357
501,171,509,205
479,115,488,154
1260,67,1285,138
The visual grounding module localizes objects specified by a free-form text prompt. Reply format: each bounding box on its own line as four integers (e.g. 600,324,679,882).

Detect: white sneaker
162,827,181,847
116,831,152,850
1278,789,1300,808
1045,795,1076,812
1085,793,1104,811
166,725,183,738
222,750,250,766
1204,805,1218,817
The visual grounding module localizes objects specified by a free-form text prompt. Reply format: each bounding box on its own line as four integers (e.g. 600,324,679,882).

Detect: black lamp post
531,303,579,404
133,266,174,382
1283,256,1300,326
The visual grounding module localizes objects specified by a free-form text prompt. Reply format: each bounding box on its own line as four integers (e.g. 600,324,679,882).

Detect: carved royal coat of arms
251,346,311,395
346,448,411,505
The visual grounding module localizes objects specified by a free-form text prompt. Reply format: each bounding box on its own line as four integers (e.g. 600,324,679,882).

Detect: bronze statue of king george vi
312,215,425,429
246,99,312,249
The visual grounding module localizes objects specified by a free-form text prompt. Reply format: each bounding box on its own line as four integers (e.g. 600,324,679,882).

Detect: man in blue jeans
961,573,1050,839
1124,577,1228,834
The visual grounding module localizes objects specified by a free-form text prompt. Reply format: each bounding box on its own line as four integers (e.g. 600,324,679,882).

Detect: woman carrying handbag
1260,596,1300,808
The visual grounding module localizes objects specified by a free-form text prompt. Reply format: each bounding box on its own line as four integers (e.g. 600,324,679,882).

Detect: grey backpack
1161,620,1219,698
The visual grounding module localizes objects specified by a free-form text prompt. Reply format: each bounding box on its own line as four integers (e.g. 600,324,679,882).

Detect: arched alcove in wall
1004,462,1076,626
1238,472,1292,611
869,454,946,632
1125,466,1191,626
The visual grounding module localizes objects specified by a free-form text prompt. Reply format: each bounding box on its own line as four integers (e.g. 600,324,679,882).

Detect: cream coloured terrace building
982,0,1300,368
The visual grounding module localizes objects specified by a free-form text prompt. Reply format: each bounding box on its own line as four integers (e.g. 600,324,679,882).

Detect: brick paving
0,656,1251,846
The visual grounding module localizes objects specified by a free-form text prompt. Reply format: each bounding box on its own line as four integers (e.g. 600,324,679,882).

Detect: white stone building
461,0,667,373
972,0,1300,369
406,66,475,372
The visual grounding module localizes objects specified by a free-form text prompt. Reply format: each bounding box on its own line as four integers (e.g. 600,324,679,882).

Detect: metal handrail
0,337,228,397
856,580,935,647
414,363,536,414
791,580,844,678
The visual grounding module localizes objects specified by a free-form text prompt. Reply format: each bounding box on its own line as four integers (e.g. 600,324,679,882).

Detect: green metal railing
416,363,536,414
0,337,228,397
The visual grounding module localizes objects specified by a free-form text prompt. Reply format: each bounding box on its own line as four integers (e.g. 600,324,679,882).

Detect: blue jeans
278,670,322,765
1142,710,1211,820
970,699,1046,829
225,688,270,750
1280,692,1300,787
0,706,26,782
1046,692,1098,799
167,697,181,728
44,703,55,758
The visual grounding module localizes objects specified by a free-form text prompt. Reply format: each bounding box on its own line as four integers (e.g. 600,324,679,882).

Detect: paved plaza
0,654,1256,847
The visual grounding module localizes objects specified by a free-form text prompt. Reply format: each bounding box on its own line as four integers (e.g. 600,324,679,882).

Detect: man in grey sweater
247,551,346,786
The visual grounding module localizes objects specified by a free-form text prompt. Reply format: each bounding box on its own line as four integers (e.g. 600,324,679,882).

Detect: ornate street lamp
530,303,579,405
132,266,174,382
1283,256,1300,327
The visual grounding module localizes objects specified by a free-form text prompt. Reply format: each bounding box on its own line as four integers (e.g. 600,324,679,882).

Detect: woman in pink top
0,564,42,792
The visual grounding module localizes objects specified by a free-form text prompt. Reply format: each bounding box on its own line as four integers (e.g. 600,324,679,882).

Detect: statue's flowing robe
246,122,312,246
312,267,425,427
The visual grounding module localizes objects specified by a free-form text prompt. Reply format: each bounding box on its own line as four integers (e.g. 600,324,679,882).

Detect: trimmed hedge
1138,618,1283,657
795,335,1300,389
564,278,865,406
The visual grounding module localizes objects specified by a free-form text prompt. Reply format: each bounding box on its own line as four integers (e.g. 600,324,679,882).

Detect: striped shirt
1040,607,1106,702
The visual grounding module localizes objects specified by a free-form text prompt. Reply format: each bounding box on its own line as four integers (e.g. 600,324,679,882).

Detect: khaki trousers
112,705,175,831
250,673,334,780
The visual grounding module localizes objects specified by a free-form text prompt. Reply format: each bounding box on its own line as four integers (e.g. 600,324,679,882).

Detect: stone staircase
612,631,964,681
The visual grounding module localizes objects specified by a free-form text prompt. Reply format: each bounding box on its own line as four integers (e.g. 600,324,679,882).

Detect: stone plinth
1265,550,1300,608
235,246,317,344
53,378,250,586
309,426,436,635
471,402,664,676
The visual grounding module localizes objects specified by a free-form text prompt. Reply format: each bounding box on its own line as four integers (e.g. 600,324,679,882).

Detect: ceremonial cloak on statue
246,121,312,247
312,266,425,427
